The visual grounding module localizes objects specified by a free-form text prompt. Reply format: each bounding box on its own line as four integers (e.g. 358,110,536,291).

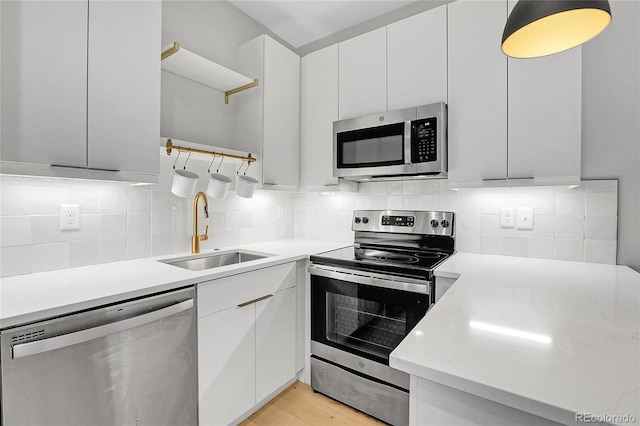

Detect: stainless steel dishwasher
0,287,197,426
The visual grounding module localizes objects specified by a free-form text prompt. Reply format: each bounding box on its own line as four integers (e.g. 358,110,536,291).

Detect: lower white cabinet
198,262,296,425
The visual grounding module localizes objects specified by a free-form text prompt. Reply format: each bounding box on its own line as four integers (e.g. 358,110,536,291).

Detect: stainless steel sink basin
161,250,271,271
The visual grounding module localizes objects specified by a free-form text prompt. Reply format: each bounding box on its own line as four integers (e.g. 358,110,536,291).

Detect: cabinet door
87,0,161,175
507,48,582,181
387,5,448,110
255,287,296,403
447,0,508,184
262,36,300,186
1,0,87,168
300,45,340,188
199,304,256,426
338,27,387,119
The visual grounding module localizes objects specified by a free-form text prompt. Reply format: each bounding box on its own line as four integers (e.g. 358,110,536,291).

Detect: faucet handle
201,225,209,241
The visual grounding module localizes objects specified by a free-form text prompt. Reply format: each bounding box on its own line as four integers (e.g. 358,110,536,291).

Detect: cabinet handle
482,177,508,181
237,294,273,307
508,176,535,180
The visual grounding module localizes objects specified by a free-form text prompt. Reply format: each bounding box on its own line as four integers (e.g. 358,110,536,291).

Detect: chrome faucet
192,191,209,254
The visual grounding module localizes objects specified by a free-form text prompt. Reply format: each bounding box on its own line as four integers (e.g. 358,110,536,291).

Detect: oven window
327,293,406,359
311,275,429,364
337,123,405,168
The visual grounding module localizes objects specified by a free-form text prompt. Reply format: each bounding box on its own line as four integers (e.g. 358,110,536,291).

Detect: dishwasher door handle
11,299,194,359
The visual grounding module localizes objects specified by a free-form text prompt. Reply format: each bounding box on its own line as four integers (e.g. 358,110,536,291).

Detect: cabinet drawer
197,262,296,318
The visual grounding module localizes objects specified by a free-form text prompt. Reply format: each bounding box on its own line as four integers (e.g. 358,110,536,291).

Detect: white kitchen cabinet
338,27,387,119
300,45,340,188
87,0,161,175
507,49,582,182
0,0,160,182
447,0,508,184
447,0,582,187
1,0,88,168
255,287,296,402
236,35,300,188
198,301,256,426
197,262,297,425
387,6,448,110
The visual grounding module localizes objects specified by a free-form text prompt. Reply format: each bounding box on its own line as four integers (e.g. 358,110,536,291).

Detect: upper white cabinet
387,6,448,110
87,0,161,176
236,35,300,188
300,45,340,188
1,1,88,168
338,28,387,120
447,0,508,183
507,49,582,182
447,0,582,186
0,0,161,182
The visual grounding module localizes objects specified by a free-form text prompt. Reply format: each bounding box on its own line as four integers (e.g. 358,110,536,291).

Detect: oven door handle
308,264,429,294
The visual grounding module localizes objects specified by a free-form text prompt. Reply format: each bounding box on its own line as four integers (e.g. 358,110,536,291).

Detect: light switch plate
60,204,80,231
500,207,515,228
517,207,534,230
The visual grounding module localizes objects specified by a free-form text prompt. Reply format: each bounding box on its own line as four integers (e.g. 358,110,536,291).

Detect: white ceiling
228,1,419,48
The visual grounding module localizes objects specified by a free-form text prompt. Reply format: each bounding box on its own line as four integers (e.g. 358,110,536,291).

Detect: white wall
295,180,619,264
582,0,640,272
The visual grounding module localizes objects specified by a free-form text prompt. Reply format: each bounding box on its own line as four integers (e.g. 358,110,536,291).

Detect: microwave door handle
404,121,412,164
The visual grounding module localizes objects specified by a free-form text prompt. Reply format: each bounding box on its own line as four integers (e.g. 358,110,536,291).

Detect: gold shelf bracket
166,139,256,164
161,42,180,61
225,79,259,104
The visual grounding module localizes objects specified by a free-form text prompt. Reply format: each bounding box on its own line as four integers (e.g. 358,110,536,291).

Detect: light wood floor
240,381,385,426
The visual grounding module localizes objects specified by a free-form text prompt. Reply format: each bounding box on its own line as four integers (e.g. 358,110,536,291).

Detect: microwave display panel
411,117,438,163
337,123,405,168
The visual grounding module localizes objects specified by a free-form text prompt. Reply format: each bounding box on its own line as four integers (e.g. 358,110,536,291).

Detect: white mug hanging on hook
206,154,232,199
236,160,258,198
171,151,199,198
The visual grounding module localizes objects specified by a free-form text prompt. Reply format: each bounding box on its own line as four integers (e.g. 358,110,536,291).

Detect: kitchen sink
160,250,272,271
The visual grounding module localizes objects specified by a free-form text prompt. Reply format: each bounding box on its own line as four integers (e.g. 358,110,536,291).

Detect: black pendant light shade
502,0,611,58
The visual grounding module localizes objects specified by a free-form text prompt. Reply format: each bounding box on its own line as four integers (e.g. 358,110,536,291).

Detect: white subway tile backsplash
100,239,128,263
68,182,100,214
100,185,127,214
127,236,152,260
527,187,556,215
480,235,502,255
31,242,70,273
502,236,528,257
585,192,617,217
529,215,555,238
528,237,555,260
0,182,32,216
226,211,240,229
555,238,584,262
457,233,480,253
370,182,387,196
458,214,481,234
152,235,174,256
387,181,403,196
585,216,617,241
555,215,584,239
584,240,617,264
480,214,501,236
402,181,421,196
127,190,152,214
69,240,100,268
1,245,32,277
556,190,585,215
386,196,403,210
127,213,152,237
100,214,127,240
1,216,32,247
459,190,483,214
29,187,68,215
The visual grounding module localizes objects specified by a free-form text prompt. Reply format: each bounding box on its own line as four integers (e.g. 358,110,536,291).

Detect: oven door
309,264,430,366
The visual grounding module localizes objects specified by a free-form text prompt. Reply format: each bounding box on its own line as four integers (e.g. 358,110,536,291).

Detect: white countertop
0,239,347,329
390,253,640,425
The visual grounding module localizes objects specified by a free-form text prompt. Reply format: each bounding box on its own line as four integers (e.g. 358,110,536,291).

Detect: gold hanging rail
166,140,256,163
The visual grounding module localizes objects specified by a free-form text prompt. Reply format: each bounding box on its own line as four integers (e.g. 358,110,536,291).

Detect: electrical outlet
276,205,284,220
517,207,534,230
500,207,515,228
60,204,80,231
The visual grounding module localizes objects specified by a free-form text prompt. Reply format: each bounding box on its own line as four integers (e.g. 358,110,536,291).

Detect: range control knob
362,217,369,224
354,217,362,224
430,219,439,228
440,219,450,228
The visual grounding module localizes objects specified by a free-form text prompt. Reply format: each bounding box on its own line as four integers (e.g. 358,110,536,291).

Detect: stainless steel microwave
333,102,447,181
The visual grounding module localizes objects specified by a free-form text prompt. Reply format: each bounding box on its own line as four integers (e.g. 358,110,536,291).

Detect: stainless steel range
309,210,455,426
